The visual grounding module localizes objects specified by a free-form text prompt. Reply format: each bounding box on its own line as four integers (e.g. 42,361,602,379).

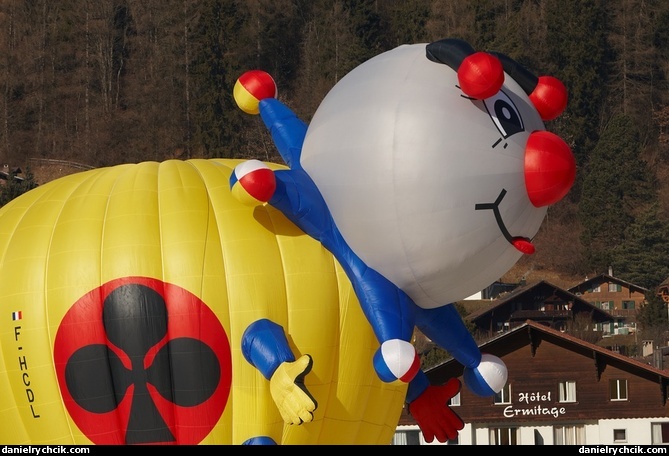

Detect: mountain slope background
4,1,669,292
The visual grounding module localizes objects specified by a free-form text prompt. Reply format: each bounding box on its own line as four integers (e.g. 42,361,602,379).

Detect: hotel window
392,429,421,445
608,283,622,292
613,429,627,443
651,422,669,444
449,391,461,407
494,383,511,405
591,285,601,292
558,381,577,403
554,425,585,444
609,379,628,401
490,427,518,445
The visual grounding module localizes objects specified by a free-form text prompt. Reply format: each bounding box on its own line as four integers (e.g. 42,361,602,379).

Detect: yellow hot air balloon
1,37,576,446
0,159,406,445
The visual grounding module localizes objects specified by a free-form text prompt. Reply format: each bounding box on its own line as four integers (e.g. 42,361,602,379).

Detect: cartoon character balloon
0,38,574,445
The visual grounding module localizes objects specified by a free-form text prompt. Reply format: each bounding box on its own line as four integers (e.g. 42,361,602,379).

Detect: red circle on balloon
53,277,231,445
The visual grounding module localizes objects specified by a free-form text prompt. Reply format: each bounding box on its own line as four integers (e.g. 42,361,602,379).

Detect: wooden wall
450,332,669,423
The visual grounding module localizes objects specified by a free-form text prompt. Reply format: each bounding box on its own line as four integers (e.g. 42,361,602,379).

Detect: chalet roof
464,279,613,323
658,276,669,292
568,273,648,295
0,167,24,182
426,319,669,386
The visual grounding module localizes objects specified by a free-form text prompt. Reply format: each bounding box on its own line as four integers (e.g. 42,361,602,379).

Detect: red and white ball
233,70,278,115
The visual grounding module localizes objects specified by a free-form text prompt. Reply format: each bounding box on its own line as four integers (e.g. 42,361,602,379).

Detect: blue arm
242,319,295,380
259,98,307,169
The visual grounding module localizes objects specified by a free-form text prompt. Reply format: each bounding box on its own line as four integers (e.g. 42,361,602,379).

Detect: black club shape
64,283,221,444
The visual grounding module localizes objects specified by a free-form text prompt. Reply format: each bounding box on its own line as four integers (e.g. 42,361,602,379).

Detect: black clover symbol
64,283,221,444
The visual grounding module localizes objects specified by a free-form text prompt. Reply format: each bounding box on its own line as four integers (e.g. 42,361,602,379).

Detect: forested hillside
2,0,669,290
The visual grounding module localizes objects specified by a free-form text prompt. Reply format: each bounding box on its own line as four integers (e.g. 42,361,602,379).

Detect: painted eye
484,89,524,139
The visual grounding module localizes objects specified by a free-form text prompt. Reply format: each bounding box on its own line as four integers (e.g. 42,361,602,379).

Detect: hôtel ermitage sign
503,391,567,419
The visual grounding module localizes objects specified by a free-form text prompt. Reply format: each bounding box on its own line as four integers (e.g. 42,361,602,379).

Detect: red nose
524,131,576,207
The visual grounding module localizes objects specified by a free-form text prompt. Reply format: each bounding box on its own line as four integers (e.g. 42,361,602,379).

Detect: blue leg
414,304,481,369
415,304,507,396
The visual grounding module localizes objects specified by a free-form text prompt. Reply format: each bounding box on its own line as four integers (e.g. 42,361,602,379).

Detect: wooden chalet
567,271,648,334
0,165,23,183
396,320,669,445
464,280,613,338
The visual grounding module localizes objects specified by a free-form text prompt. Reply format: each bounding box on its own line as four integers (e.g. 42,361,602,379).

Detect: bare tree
565,312,602,344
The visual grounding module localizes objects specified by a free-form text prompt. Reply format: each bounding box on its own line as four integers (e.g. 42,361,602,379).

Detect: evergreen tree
542,0,610,173
579,114,656,273
612,202,669,290
247,0,303,92
190,0,252,158
379,0,431,47
341,0,386,61
637,291,668,330
469,0,506,49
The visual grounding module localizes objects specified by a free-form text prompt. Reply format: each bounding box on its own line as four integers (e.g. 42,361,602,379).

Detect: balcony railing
509,309,572,320
604,308,637,318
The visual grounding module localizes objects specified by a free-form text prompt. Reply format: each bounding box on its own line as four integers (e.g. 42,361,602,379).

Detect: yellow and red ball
233,70,278,115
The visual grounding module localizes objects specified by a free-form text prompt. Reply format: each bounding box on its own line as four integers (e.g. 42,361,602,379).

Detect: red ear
530,76,568,121
457,52,504,99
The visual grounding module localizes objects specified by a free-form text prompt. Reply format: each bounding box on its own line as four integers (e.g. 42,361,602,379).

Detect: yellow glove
270,354,318,425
